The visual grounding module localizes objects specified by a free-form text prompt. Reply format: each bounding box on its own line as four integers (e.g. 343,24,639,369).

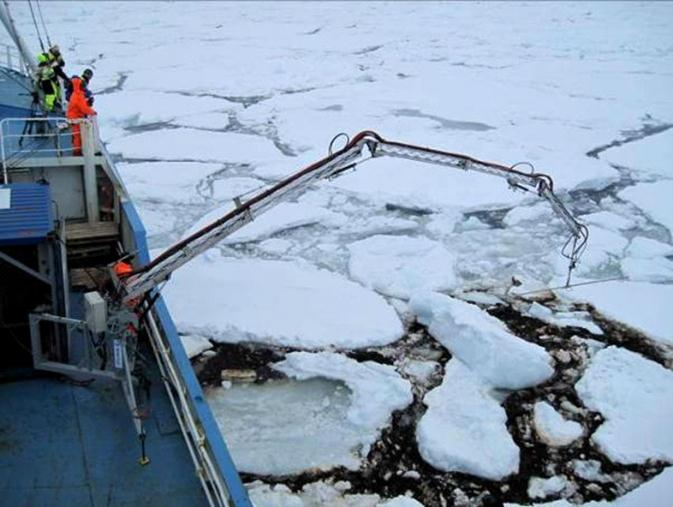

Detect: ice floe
575,346,673,464
410,292,554,389
206,352,411,475
533,401,584,447
602,129,673,179
274,352,413,433
416,359,519,480
347,235,456,299
164,253,403,349
526,302,603,335
561,281,673,346
619,180,673,235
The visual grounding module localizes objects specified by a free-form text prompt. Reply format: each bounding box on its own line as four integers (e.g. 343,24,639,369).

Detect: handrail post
1,120,7,184
81,119,99,223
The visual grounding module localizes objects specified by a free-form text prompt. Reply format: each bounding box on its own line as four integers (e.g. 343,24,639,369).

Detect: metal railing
0,41,26,74
144,307,237,507
0,116,98,183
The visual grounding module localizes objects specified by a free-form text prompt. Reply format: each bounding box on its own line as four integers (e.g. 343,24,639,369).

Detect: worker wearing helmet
66,68,95,107
36,44,69,112
66,69,96,155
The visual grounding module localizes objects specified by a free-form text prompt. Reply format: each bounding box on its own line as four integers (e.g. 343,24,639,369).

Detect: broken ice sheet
416,359,519,480
576,346,673,464
206,352,412,475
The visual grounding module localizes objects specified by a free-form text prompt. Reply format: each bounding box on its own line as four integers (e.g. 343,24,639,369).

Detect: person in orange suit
66,69,96,155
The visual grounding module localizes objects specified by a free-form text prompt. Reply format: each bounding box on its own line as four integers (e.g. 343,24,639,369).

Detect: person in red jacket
66,69,96,155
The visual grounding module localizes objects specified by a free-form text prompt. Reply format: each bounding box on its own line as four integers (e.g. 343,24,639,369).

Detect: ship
0,4,591,507
0,3,251,506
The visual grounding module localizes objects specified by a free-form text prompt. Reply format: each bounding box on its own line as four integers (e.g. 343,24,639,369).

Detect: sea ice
182,201,344,244
163,253,404,349
207,352,412,475
506,467,673,506
107,129,281,164
410,292,554,389
526,302,603,335
602,129,673,179
560,281,673,346
95,90,227,128
619,180,673,235
274,352,412,431
116,161,221,203
179,334,213,359
416,360,519,480
527,475,569,499
575,346,673,464
533,401,584,447
347,235,457,299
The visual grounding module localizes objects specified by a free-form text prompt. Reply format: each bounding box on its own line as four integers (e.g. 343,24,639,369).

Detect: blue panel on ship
0,183,54,245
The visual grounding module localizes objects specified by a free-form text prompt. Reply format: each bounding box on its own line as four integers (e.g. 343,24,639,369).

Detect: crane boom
118,130,588,303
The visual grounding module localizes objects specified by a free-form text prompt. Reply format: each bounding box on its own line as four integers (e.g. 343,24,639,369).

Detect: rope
35,0,52,47
27,0,45,52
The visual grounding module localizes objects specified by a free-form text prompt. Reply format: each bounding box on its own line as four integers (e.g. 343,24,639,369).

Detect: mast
0,1,37,76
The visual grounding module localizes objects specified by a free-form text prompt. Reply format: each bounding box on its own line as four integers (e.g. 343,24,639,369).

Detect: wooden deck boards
65,221,119,242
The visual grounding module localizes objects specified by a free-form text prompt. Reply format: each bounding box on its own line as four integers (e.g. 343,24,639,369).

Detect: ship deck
0,293,208,507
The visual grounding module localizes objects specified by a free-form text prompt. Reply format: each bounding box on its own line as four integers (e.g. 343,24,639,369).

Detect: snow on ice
561,281,673,346
575,346,673,464
410,292,554,389
347,235,457,299
416,359,519,480
163,252,403,349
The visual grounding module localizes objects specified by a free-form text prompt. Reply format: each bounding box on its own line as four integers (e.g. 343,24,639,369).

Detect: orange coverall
66,77,96,155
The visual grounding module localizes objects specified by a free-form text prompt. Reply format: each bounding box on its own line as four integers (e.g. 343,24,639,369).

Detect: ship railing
0,41,26,74
144,305,238,507
0,116,99,183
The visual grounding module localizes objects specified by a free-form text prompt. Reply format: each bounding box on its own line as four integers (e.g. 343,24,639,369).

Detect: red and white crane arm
118,130,588,303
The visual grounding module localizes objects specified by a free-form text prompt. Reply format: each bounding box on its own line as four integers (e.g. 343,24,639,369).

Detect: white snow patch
347,235,456,299
533,401,584,447
416,359,519,480
575,346,673,464
164,254,403,349
560,281,673,346
410,292,554,389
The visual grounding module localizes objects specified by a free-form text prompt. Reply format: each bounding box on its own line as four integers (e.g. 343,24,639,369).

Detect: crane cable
35,0,51,47
27,0,45,52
